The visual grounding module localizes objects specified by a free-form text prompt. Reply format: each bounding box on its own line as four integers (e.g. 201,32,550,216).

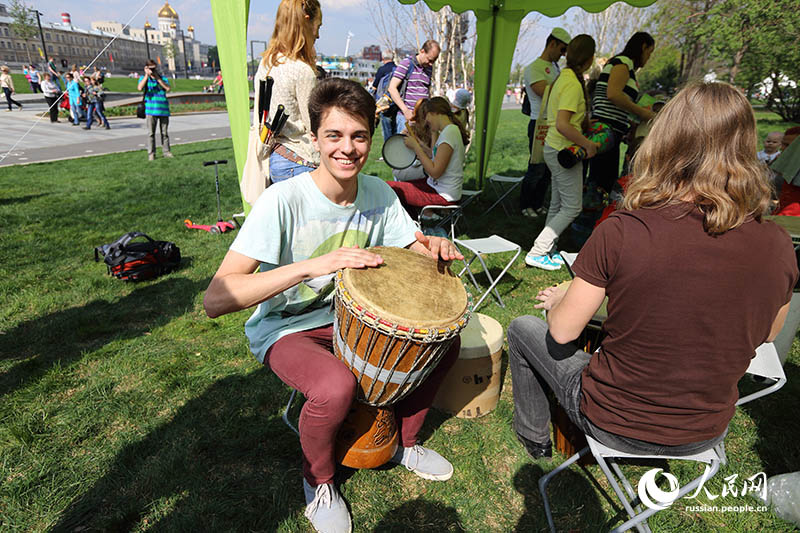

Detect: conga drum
332,246,470,469
433,313,504,418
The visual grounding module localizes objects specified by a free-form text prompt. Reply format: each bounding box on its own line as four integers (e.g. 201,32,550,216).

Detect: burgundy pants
387,178,456,217
266,324,460,486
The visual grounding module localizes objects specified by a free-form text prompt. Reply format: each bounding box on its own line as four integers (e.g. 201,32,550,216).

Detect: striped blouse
591,55,639,134
392,56,432,110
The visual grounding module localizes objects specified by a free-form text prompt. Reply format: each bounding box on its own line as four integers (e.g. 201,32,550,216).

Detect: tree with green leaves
9,0,38,65
698,0,800,121
649,0,722,84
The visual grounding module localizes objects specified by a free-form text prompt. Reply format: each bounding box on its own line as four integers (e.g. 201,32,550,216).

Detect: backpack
94,232,181,282
375,57,417,116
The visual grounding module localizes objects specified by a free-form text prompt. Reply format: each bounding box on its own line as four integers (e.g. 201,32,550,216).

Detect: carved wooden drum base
335,402,399,469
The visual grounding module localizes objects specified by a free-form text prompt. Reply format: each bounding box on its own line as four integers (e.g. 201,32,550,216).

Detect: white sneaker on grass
525,252,562,271
391,444,454,481
303,479,352,533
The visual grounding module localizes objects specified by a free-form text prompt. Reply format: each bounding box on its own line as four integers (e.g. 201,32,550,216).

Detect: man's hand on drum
307,246,384,277
533,284,567,311
411,231,464,262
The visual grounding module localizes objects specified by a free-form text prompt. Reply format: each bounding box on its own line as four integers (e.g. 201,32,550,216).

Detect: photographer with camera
137,60,172,161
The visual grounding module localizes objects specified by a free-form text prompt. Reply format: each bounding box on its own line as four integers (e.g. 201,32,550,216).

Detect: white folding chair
538,341,786,533
485,174,524,217
455,235,521,310
283,389,300,437
418,189,481,237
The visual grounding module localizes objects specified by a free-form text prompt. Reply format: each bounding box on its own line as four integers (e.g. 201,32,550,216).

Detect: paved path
1,97,231,166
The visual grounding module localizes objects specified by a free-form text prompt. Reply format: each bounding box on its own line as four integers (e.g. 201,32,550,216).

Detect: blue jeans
86,102,109,128
269,151,316,183
507,315,726,456
380,112,397,142
69,98,83,124
396,112,409,135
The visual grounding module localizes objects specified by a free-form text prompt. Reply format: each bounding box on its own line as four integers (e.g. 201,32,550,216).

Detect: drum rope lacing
333,271,471,407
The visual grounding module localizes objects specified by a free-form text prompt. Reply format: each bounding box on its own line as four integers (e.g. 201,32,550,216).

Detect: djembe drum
332,246,470,469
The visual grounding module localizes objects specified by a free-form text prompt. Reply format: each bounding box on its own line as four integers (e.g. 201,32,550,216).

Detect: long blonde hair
622,82,772,235
262,0,320,68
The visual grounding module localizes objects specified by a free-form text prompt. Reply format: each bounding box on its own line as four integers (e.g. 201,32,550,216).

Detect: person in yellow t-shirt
525,34,598,271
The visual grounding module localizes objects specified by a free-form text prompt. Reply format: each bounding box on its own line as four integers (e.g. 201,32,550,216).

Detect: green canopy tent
210,0,657,210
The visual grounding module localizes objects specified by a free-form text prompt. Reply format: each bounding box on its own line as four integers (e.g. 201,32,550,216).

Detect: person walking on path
47,58,62,90
41,73,62,123
138,59,172,160
83,77,110,130
28,65,42,93
1,66,23,111
65,72,84,125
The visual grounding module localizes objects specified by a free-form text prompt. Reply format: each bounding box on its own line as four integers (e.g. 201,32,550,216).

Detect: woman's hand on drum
411,231,464,262
533,284,567,311
403,130,421,152
307,246,384,277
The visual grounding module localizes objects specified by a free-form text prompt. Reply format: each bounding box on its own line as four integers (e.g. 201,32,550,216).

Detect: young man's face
547,39,568,62
312,106,371,182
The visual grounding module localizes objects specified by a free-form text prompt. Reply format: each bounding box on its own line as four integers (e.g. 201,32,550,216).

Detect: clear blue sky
28,0,571,64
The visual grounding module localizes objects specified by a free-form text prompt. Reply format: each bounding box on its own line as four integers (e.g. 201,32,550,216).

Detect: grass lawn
9,72,212,94
1,110,799,532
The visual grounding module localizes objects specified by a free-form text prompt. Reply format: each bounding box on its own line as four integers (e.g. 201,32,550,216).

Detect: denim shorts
269,152,316,183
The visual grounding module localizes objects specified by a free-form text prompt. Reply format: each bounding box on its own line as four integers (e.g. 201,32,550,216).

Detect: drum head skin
382,134,417,170
342,247,468,328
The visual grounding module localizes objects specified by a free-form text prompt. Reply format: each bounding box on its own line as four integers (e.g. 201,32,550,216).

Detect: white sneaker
303,479,352,533
525,252,562,271
391,444,454,481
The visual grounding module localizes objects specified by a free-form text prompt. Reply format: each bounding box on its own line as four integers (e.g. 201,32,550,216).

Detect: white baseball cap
550,27,572,45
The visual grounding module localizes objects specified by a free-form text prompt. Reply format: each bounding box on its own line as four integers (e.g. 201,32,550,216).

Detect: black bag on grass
94,232,181,282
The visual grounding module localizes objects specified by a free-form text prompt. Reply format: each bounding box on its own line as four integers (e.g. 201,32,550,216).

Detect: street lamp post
250,40,267,79
30,9,48,65
144,21,151,60
179,30,188,79
170,22,189,79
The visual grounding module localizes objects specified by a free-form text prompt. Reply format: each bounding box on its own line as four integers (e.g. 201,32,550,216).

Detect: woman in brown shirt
508,81,798,459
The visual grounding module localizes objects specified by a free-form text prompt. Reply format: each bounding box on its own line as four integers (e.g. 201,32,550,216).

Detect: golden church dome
157,2,179,20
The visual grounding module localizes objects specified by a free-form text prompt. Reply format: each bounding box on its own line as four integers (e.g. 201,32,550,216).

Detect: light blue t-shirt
230,171,419,362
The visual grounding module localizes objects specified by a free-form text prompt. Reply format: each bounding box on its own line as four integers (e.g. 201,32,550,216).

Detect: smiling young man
204,78,464,533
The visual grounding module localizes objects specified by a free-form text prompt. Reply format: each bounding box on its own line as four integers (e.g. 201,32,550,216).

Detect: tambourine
382,134,417,170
